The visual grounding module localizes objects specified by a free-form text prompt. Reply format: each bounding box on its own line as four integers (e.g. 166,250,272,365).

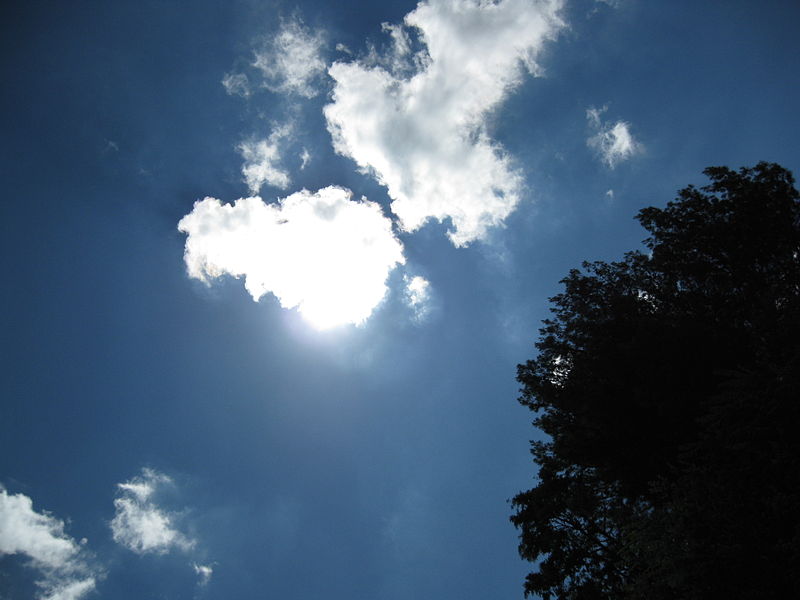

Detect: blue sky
2,0,799,598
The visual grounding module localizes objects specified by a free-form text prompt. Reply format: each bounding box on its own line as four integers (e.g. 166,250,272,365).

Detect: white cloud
586,106,641,167
239,124,293,193
41,578,97,600
0,486,96,600
253,17,327,98
178,186,406,329
405,275,431,321
406,276,430,306
222,72,251,97
299,147,311,170
0,490,80,569
324,0,564,246
193,563,213,586
110,469,194,555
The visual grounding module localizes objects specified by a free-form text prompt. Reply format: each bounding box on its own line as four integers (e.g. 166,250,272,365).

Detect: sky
2,0,799,598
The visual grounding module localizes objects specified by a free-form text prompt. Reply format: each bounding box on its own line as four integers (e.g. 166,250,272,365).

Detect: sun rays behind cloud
178,187,406,329
178,0,574,328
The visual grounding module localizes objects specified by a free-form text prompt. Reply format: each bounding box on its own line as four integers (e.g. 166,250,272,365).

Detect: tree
511,163,800,599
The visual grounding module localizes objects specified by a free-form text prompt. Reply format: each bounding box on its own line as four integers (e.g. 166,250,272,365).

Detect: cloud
253,17,327,98
110,469,194,555
405,275,431,321
0,486,97,600
299,147,311,170
586,106,641,167
222,72,251,97
193,563,213,586
239,124,294,193
40,578,97,600
178,186,406,329
324,0,564,246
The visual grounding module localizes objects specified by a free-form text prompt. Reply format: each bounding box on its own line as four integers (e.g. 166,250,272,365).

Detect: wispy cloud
41,577,97,600
222,72,251,98
586,106,641,167
299,147,311,170
110,468,194,555
405,275,432,322
239,123,294,193
0,486,97,600
324,0,564,246
178,186,406,329
253,17,327,98
193,563,213,586
595,0,622,8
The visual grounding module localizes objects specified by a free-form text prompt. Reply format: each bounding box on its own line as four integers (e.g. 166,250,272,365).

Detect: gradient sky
2,1,800,599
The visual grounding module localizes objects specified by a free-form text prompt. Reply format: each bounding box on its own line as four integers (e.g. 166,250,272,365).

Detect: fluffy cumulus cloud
110,469,194,555
586,106,641,167
253,17,327,98
0,486,96,600
324,0,564,246
178,186,406,329
239,124,294,193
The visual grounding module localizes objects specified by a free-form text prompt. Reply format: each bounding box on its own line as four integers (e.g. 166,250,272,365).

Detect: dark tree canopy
511,163,800,599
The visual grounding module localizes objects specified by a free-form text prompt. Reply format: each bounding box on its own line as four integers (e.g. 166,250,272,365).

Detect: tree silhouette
511,163,800,599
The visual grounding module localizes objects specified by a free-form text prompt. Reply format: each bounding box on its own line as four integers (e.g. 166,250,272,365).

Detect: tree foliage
511,163,800,599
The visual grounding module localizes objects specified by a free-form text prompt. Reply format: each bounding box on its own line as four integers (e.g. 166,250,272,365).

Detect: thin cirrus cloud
178,186,406,329
253,16,327,98
110,469,194,555
586,106,641,168
324,0,565,246
0,485,97,600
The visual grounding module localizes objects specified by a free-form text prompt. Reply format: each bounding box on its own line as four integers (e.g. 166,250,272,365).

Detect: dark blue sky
2,1,800,599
